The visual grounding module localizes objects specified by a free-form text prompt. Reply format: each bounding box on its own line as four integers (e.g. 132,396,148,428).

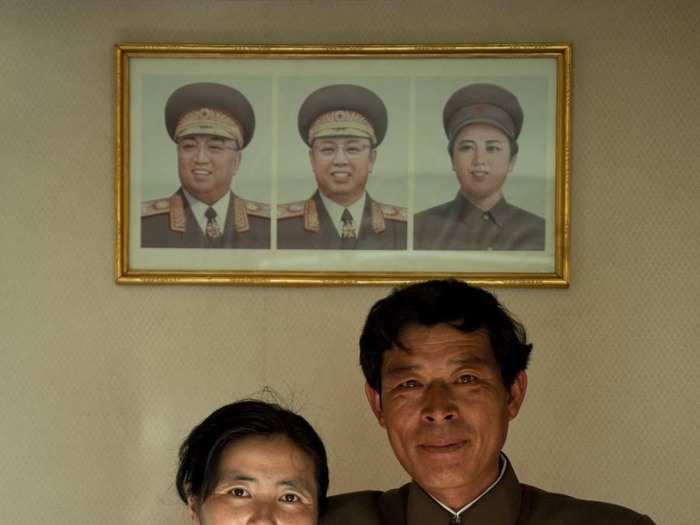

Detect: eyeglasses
312,143,371,160
177,138,239,157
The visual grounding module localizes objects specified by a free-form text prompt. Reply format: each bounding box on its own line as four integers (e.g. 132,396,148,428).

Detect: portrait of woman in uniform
414,83,545,251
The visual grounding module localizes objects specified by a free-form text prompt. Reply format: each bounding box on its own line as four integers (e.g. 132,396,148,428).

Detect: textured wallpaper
1,1,699,524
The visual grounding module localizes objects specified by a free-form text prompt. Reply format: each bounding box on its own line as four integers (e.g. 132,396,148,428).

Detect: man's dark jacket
322,461,654,525
277,191,407,250
141,189,270,249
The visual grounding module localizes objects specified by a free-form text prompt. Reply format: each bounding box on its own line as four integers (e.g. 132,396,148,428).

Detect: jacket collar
406,460,522,525
453,192,513,228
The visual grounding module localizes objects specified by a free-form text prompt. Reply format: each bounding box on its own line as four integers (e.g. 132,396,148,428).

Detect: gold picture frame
115,43,571,287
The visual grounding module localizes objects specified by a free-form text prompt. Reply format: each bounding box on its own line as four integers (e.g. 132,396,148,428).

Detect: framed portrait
115,43,571,287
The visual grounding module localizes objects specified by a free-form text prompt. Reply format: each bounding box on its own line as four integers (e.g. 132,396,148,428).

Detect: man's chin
325,189,362,207
413,469,473,496
188,188,228,204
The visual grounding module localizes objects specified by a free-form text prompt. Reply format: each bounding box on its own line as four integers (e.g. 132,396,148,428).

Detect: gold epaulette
369,201,406,234
240,199,271,219
375,202,407,222
233,197,271,232
277,199,320,232
141,198,171,217
277,200,307,219
142,194,186,232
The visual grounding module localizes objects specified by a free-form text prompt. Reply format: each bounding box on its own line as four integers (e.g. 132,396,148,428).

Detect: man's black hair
360,279,532,392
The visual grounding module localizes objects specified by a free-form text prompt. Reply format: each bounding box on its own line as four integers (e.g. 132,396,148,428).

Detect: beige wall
2,1,699,523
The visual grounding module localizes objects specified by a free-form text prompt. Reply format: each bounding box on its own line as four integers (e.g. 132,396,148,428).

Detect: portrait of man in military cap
277,84,407,250
141,82,270,249
414,83,545,251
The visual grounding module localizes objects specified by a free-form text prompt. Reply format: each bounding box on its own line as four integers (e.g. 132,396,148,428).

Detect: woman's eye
229,487,250,497
486,145,502,153
458,374,476,384
280,493,300,503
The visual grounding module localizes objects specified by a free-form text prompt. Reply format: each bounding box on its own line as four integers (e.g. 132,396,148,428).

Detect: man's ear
231,150,242,173
506,370,527,420
187,496,201,524
364,382,386,428
368,148,377,172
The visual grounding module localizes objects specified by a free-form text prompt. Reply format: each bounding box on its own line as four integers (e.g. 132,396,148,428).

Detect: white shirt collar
318,191,367,237
428,454,509,521
182,188,231,234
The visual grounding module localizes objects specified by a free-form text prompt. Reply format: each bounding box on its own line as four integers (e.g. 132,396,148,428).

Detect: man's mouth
192,169,211,178
330,171,351,181
470,170,489,179
418,440,467,454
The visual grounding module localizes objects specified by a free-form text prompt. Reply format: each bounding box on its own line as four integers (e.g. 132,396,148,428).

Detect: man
277,84,407,249
141,82,270,248
414,84,545,250
323,280,654,524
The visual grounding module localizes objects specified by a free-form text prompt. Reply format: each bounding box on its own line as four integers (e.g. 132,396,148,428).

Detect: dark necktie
205,206,222,238
341,208,357,239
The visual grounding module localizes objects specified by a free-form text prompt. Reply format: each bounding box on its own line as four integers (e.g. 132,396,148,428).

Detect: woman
414,83,545,251
176,400,328,524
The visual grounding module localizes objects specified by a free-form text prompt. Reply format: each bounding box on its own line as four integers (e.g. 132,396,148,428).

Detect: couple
176,280,653,525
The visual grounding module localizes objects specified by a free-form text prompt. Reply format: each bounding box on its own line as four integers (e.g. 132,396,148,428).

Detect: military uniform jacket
414,193,545,251
277,191,407,250
322,461,654,525
141,189,270,248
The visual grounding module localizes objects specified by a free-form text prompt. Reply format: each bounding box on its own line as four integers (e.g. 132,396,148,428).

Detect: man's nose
195,143,209,163
421,381,457,422
332,146,349,163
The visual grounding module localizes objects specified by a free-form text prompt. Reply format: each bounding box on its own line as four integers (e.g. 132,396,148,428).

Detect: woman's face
451,123,514,210
190,435,318,525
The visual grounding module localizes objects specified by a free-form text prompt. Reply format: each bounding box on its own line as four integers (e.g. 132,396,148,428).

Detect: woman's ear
187,495,201,524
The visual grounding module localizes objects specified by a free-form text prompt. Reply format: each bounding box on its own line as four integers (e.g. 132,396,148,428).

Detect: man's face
451,123,514,209
177,134,241,205
366,324,527,507
309,137,376,207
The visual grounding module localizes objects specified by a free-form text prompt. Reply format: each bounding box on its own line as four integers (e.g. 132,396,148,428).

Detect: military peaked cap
443,83,523,149
298,84,388,147
165,82,255,148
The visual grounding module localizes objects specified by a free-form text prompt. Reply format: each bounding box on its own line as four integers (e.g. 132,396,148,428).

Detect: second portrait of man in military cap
141,82,271,249
277,84,407,250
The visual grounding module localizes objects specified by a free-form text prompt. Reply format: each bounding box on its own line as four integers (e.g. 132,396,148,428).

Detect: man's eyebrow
383,363,421,377
450,355,490,367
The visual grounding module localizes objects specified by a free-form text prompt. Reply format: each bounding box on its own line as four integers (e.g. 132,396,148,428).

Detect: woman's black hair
176,399,328,511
